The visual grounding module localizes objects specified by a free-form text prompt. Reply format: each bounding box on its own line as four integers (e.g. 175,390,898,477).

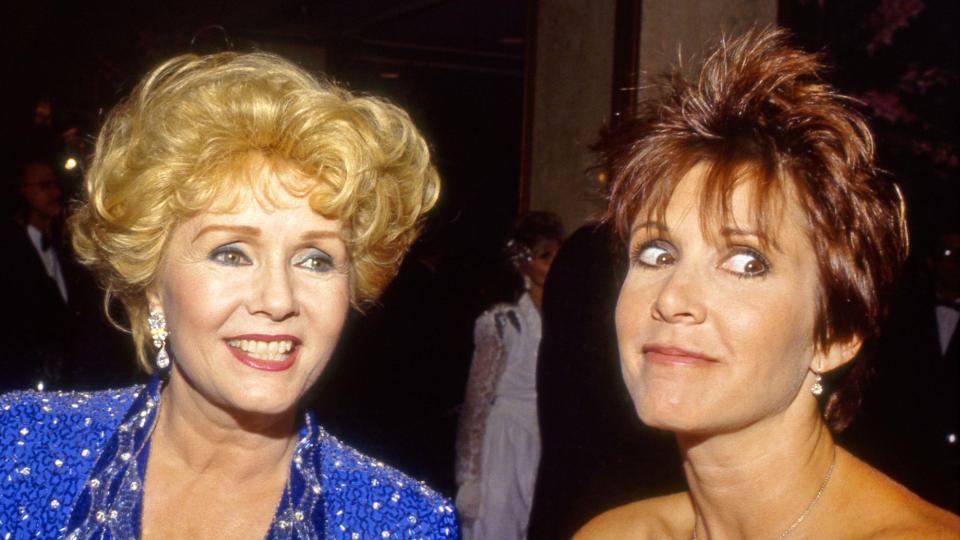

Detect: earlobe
145,287,162,313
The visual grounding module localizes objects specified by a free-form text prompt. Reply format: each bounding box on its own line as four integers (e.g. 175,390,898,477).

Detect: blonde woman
0,52,457,539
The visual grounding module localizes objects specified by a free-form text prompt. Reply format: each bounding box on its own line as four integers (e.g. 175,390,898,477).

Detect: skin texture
575,164,960,539
142,166,350,539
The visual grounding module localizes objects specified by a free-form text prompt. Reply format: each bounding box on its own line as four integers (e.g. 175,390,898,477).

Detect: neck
681,400,838,540
26,213,53,235
152,371,298,481
527,284,544,312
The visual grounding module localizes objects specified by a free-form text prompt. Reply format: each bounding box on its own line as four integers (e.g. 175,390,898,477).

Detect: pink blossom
866,0,926,55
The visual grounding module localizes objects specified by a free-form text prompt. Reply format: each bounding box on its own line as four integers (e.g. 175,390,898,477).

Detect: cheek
615,274,651,369
302,279,350,335
718,282,818,385
160,265,243,344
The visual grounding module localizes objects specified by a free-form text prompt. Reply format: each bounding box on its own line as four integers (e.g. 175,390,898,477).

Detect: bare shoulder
574,492,693,540
836,449,960,538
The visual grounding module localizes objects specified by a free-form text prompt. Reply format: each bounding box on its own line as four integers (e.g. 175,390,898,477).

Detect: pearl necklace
690,449,837,540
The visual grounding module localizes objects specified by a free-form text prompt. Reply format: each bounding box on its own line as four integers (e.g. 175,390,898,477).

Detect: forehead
634,162,810,249
204,157,334,216
189,186,340,231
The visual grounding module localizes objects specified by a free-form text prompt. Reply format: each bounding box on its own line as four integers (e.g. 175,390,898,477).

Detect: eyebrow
193,224,341,243
720,226,780,251
629,222,781,250
299,230,341,242
193,224,260,241
629,220,666,236
720,226,762,238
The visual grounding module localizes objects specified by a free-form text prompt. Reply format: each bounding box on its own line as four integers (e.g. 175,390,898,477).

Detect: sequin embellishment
2,380,459,539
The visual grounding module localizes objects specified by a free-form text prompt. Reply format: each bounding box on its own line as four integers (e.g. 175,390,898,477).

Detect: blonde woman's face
615,164,827,435
150,173,350,417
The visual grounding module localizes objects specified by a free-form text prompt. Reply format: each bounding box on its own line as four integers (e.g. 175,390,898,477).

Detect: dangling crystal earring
810,371,824,396
148,309,170,370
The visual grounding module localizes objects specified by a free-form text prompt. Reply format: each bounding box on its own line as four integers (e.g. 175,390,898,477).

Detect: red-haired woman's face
615,164,835,435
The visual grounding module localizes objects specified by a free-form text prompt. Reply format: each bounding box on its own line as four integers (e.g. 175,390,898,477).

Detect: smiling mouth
225,336,301,371
226,338,295,362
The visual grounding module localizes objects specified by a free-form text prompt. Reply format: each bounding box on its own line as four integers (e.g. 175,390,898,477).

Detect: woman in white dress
455,212,564,540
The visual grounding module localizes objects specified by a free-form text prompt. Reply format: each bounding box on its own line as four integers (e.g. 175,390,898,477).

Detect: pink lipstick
225,334,301,372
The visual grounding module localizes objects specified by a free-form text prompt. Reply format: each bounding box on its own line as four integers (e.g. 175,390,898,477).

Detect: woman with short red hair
577,29,958,539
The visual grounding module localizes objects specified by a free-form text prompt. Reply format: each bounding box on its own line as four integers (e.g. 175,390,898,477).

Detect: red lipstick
642,344,718,366
225,334,301,372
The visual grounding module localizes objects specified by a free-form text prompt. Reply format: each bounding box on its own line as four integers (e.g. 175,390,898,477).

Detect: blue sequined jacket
0,381,459,539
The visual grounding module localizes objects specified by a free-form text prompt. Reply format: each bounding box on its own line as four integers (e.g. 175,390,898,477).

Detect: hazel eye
209,245,251,267
634,241,676,268
721,249,770,278
295,250,335,273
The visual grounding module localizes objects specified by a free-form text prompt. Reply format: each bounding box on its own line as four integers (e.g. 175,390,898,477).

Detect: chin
631,387,707,434
235,386,303,414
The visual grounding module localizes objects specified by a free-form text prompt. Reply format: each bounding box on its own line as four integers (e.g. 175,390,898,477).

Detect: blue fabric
1,383,459,539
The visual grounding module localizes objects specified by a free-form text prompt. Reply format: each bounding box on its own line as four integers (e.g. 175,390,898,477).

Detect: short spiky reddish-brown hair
600,28,908,431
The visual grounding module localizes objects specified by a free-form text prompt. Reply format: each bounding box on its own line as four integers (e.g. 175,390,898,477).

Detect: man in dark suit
0,157,136,392
1,157,74,390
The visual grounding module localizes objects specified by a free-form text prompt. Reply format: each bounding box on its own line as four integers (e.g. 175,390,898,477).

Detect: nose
651,263,706,325
251,261,299,321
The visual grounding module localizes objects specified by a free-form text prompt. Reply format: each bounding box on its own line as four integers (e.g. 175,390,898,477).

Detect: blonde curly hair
69,52,440,370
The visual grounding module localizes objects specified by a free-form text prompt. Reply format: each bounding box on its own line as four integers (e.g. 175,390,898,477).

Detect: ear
814,335,863,373
145,286,162,314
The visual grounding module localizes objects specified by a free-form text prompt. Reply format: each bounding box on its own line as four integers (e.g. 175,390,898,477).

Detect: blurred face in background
519,238,562,290
19,162,62,224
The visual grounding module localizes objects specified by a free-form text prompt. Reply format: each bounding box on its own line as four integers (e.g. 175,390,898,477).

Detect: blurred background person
455,211,563,540
0,154,72,390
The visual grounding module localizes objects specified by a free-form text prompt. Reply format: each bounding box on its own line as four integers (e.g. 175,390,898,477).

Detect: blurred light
64,157,78,171
36,381,45,391
596,170,608,188
380,72,400,79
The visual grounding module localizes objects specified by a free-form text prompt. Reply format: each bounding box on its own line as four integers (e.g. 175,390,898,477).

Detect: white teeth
226,339,295,361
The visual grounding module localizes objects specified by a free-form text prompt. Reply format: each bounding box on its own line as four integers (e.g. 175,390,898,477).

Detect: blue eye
295,250,335,273
209,244,251,267
721,248,770,278
634,240,676,268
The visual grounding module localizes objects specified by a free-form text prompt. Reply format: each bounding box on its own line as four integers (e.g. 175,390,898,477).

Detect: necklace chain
690,449,837,540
